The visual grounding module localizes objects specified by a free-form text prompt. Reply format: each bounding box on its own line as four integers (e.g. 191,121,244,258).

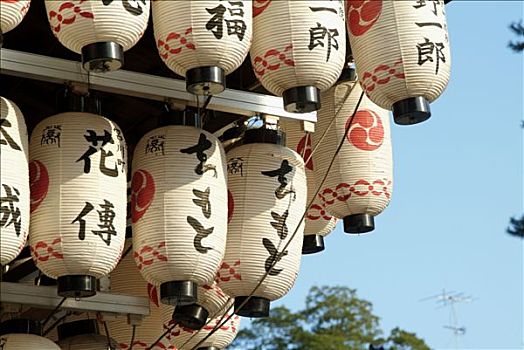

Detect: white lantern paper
251,0,345,113
219,131,306,317
162,307,240,350
45,0,150,72
132,126,227,306
313,81,393,234
0,334,61,350
346,0,451,125
153,1,252,95
279,120,337,254
0,97,29,266
29,112,127,298
0,0,30,40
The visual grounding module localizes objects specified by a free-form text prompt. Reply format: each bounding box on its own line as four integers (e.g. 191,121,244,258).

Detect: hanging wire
101,317,112,348
41,297,67,328
129,325,136,350
146,323,177,350
42,311,71,337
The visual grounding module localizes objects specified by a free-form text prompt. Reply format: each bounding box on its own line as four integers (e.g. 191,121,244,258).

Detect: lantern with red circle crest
152,1,252,95
131,123,227,307
279,119,337,254
0,97,29,266
29,97,127,298
346,0,451,125
251,0,346,113
0,0,30,46
312,80,393,234
45,0,150,72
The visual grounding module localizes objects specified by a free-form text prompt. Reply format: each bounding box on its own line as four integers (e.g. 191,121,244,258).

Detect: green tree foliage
230,286,429,350
507,215,524,238
508,20,524,52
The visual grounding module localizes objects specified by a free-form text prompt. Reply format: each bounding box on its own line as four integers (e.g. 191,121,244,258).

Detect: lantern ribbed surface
162,307,240,350
153,1,252,78
44,0,150,54
0,0,30,35
219,142,306,300
132,126,227,289
250,0,346,96
279,120,337,239
107,241,175,350
313,81,393,230
346,0,451,113
29,112,127,280
194,282,231,318
0,97,29,266
57,334,117,350
0,334,61,350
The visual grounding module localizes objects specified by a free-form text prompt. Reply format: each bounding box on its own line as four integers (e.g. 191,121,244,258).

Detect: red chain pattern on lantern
118,340,175,350
30,238,63,262
215,260,241,283
307,203,333,221
346,0,382,37
133,242,168,270
202,283,227,299
318,179,392,206
157,28,196,60
253,0,271,17
360,59,405,93
253,44,295,77
48,0,94,34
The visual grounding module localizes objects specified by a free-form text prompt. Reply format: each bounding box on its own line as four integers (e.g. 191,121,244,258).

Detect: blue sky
269,2,523,349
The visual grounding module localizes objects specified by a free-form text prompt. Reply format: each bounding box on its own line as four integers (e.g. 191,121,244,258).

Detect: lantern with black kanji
57,319,117,350
313,81,393,234
0,97,29,266
132,125,227,307
251,0,346,113
218,128,306,317
29,99,127,298
153,1,252,95
45,0,150,72
346,0,451,124
0,0,30,46
280,119,337,254
0,319,61,350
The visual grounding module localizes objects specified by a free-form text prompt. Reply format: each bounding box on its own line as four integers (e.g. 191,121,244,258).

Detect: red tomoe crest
227,190,234,224
346,109,384,151
147,283,159,307
346,0,382,37
297,133,313,171
29,160,49,214
130,169,155,223
253,0,271,17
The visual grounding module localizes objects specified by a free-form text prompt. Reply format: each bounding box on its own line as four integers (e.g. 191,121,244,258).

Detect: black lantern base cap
243,128,286,146
160,281,197,306
343,213,375,234
81,41,124,73
186,66,225,95
302,234,325,255
234,296,270,318
172,304,209,330
392,96,431,125
283,86,321,113
56,89,102,114
0,319,42,336
57,319,99,341
57,275,97,298
198,347,221,350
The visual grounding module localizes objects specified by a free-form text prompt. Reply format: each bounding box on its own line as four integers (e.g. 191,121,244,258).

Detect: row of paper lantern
1,0,451,123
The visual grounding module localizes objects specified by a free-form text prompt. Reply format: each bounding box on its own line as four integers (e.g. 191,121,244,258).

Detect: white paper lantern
162,307,240,350
0,334,60,350
313,81,393,234
29,111,127,298
0,97,29,266
45,0,150,72
219,129,306,317
346,0,451,124
132,125,227,306
57,319,117,350
153,0,252,95
251,0,346,113
279,120,337,254
0,0,30,42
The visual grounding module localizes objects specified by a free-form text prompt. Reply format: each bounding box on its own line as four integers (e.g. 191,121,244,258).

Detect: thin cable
147,323,176,350
201,95,213,125
102,319,112,348
129,325,136,350
42,311,71,336
41,297,67,328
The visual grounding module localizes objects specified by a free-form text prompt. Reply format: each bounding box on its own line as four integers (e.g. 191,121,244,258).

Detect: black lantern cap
81,41,124,73
172,304,209,330
0,319,42,336
158,108,201,128
57,275,98,298
343,213,375,234
243,128,286,146
198,347,221,350
302,234,325,255
56,89,102,115
186,66,225,96
283,86,321,113
234,296,270,318
392,96,431,125
160,281,198,306
57,319,99,341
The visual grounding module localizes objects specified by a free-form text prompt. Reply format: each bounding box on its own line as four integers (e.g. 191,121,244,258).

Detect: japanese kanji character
308,22,339,62
1,184,22,236
0,118,21,151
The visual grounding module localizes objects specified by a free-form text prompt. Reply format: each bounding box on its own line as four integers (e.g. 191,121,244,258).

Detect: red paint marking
253,44,295,77
30,238,63,262
29,160,49,213
157,27,195,60
253,0,271,17
133,242,168,271
227,190,234,224
130,169,155,223
318,179,392,206
216,260,241,283
48,1,93,34
297,133,313,170
360,59,405,93
347,0,382,36
346,109,384,151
